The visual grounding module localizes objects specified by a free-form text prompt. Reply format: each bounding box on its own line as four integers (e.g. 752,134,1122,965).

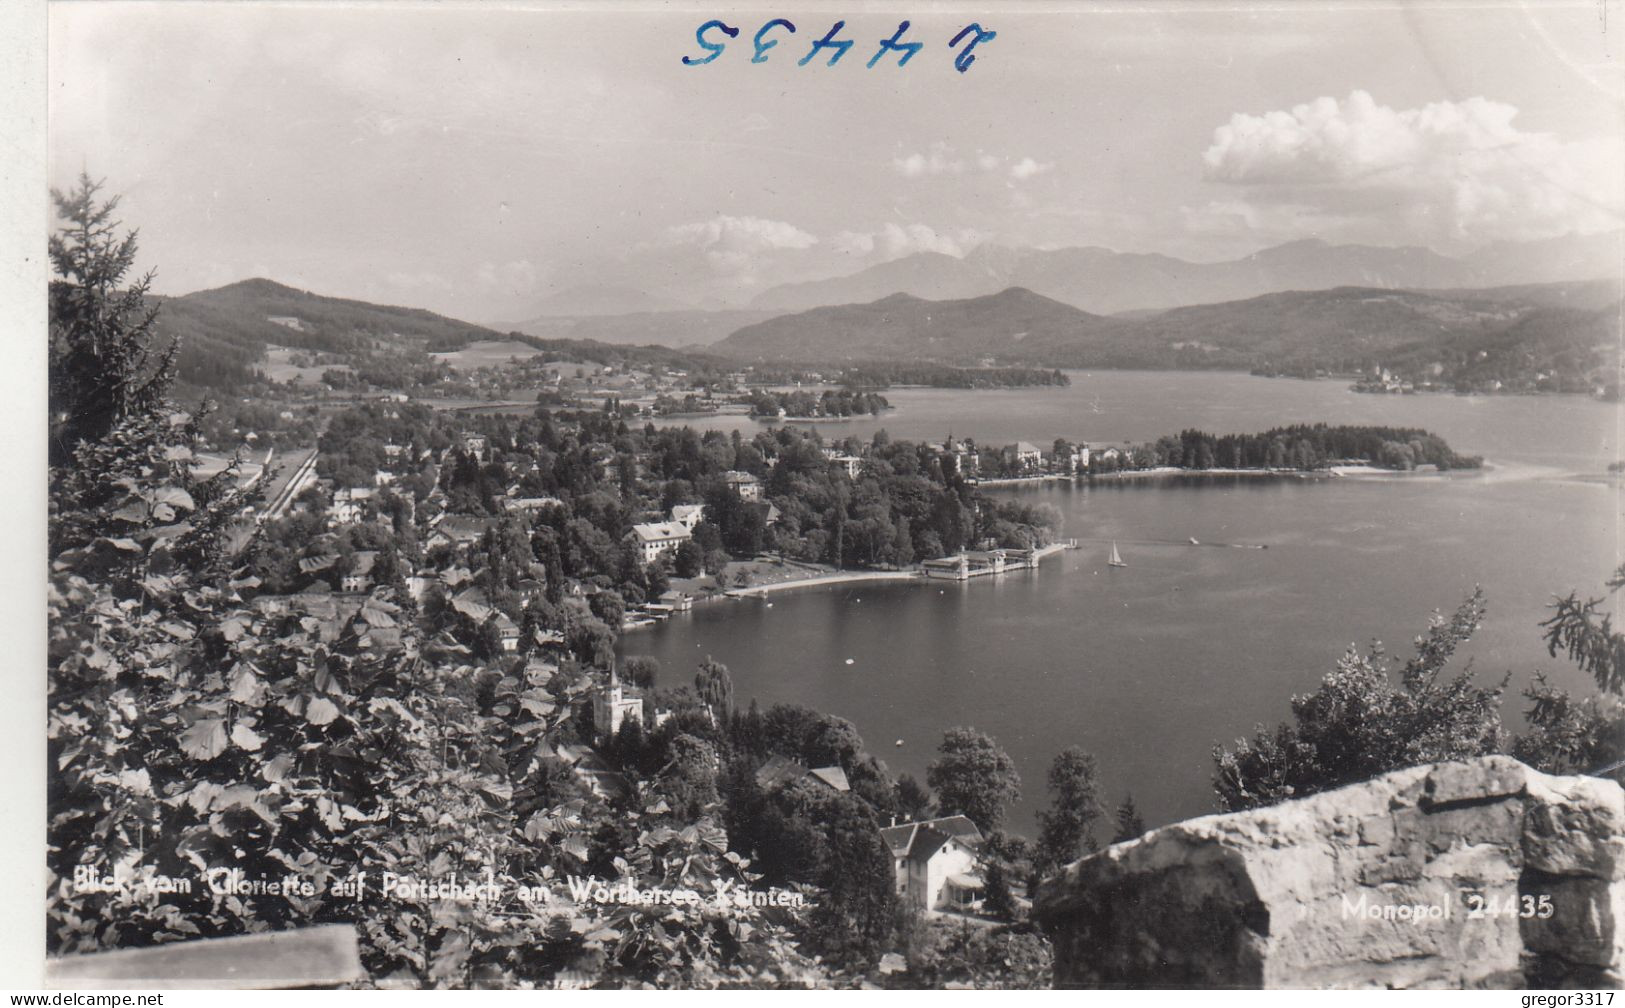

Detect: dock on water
920,540,1075,581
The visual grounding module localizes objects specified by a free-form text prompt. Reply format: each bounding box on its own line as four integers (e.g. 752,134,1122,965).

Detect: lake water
618,372,1621,833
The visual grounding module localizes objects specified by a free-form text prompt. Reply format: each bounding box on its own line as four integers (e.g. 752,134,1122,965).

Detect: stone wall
1032,757,1623,988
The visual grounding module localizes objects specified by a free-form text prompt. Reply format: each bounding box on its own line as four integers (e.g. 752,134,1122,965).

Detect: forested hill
179,278,500,349
163,275,1620,397
153,279,732,394
712,287,1137,364
714,282,1623,394
153,278,503,390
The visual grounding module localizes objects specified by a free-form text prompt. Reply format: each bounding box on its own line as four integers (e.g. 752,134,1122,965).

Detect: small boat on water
1108,541,1127,568
1188,537,1200,546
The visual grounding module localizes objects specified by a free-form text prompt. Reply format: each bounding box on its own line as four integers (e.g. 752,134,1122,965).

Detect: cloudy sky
48,1,1625,321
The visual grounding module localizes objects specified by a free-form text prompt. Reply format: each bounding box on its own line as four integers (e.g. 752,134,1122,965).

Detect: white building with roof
721,470,762,501
626,520,692,564
670,503,706,530
878,815,986,913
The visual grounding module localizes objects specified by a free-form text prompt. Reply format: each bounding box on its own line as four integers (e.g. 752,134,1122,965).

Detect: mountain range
154,233,1622,397
502,308,779,348
746,232,1624,316
516,284,696,317
713,280,1622,393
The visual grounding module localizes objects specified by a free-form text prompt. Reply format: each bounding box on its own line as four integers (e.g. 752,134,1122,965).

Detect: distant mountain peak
1258,237,1328,254
526,284,692,317
715,285,1120,364
192,277,308,298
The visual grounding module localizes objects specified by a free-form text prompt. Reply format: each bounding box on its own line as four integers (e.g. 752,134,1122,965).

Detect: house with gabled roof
827,454,863,479
721,470,762,501
878,815,986,913
626,520,691,564
341,551,378,594
753,754,851,793
1005,441,1044,472
494,613,521,652
670,503,706,530
329,486,374,526
426,515,495,551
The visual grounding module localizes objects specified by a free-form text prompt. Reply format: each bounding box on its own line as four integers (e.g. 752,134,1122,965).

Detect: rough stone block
1033,757,1624,988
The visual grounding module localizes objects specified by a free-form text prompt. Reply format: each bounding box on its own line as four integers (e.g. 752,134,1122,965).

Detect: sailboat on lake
1107,541,1127,568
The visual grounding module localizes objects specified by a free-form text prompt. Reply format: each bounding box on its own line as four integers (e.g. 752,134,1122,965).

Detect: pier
920,540,1075,581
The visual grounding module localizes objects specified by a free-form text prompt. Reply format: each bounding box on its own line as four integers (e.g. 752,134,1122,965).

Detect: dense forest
745,389,890,418
1123,424,1485,472
834,364,1071,390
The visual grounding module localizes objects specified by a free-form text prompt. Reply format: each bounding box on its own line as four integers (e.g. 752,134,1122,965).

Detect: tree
1035,747,1105,876
48,174,175,466
926,727,1021,833
703,549,731,578
645,557,671,599
567,615,617,669
895,774,934,822
1111,794,1146,844
1514,566,1625,782
656,733,721,820
692,521,723,556
981,859,1018,921
672,540,703,579
1512,673,1625,780
695,657,734,719
1540,565,1625,696
1212,590,1506,812
588,589,625,628
747,780,898,966
622,656,661,690
47,175,247,577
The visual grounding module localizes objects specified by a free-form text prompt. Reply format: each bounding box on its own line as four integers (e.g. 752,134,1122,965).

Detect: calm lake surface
618,372,1621,833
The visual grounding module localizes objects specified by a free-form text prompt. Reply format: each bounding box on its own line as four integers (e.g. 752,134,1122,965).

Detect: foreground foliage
1213,591,1506,811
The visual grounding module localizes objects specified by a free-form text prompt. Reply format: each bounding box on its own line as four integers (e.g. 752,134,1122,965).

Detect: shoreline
727,569,924,598
753,411,896,423
623,542,1075,627
1085,466,1337,482
987,464,1489,486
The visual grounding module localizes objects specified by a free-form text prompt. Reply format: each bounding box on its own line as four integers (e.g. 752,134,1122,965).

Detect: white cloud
666,215,817,258
661,214,819,283
1008,157,1054,182
893,142,966,178
835,223,987,260
830,230,877,257
894,144,1055,184
1201,90,1625,244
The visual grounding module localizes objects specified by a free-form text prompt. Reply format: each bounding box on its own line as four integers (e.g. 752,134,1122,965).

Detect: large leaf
229,666,266,705
230,723,265,752
150,486,196,512
177,718,227,760
260,753,294,784
305,697,341,726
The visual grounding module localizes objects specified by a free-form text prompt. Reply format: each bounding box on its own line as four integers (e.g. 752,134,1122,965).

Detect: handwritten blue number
868,21,922,68
799,20,853,67
948,23,996,73
683,20,739,66
752,19,797,63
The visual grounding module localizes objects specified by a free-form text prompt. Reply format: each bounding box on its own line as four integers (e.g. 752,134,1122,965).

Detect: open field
257,344,351,385
429,339,546,370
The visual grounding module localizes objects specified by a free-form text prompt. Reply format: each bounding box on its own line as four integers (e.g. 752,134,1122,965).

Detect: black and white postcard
25,0,1625,992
